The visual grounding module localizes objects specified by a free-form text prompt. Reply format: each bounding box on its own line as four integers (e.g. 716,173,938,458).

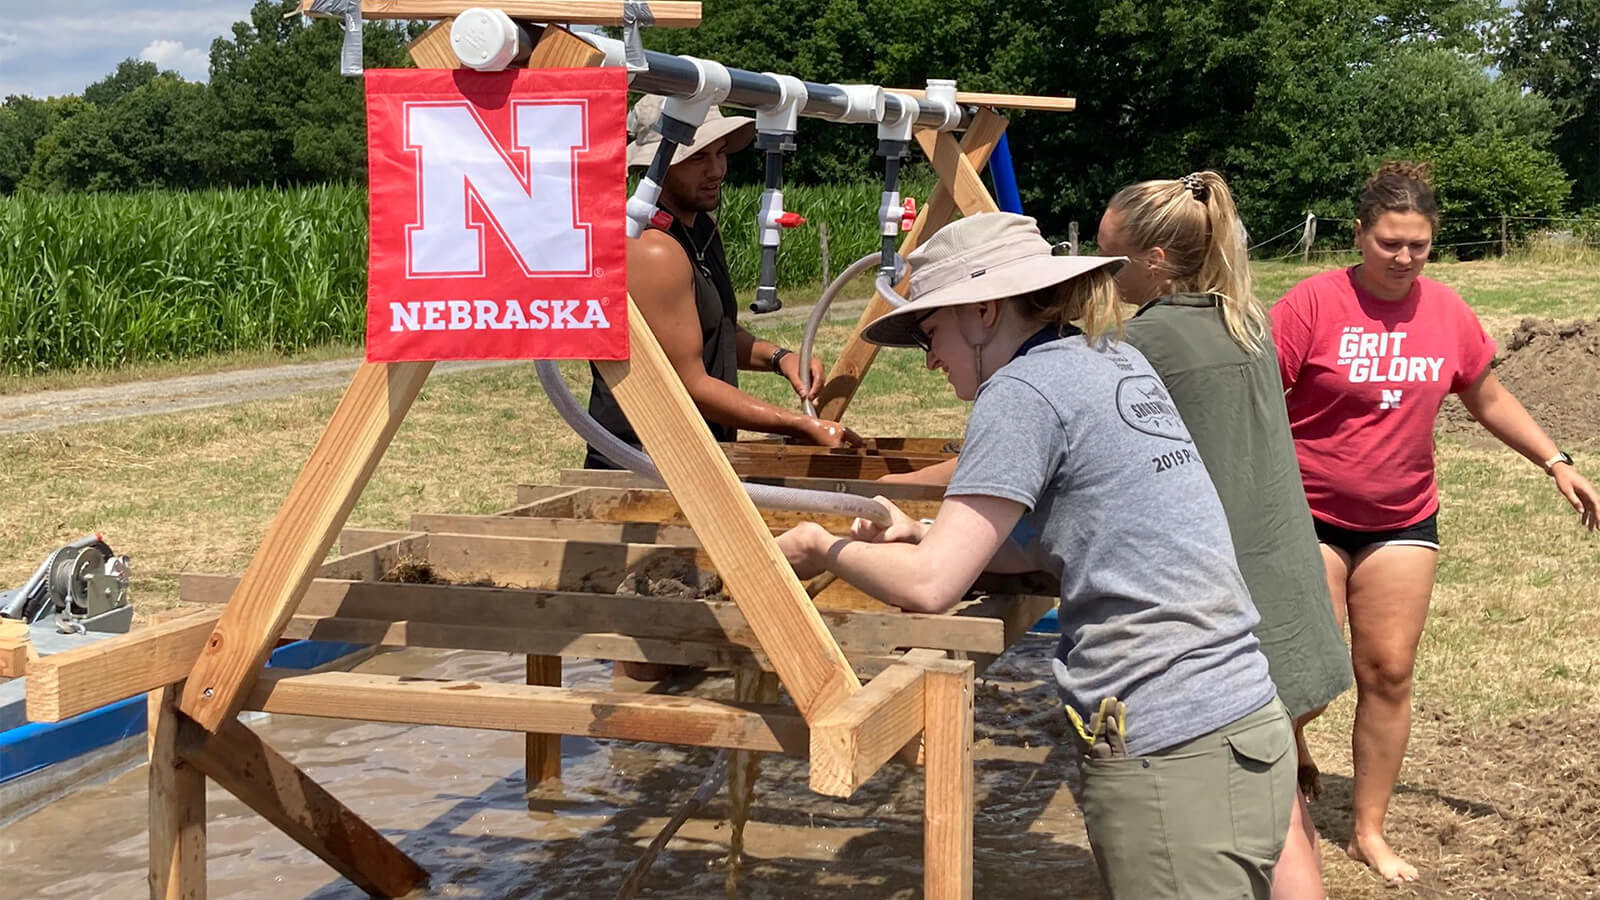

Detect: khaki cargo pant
1076,699,1295,899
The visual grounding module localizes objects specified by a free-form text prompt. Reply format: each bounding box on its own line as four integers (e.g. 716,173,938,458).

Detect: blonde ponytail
1107,171,1269,355
1022,269,1125,343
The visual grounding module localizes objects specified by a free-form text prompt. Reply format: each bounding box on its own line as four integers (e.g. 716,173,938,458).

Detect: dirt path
0,299,870,436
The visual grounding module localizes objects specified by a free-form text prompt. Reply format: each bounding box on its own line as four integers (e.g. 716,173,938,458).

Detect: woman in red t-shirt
1272,162,1599,884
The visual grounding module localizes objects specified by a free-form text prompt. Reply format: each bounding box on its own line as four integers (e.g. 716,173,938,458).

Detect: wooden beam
526,654,562,795
554,470,949,503
816,110,1008,421
405,19,459,68
923,658,975,900
148,684,205,900
719,445,950,480
525,24,608,67
809,649,943,798
596,297,861,721
28,611,217,723
180,576,1013,658
516,484,945,532
177,716,428,897
918,128,1001,225
179,359,433,732
0,619,32,677
245,669,810,756
413,512,705,546
890,88,1076,112
302,0,702,27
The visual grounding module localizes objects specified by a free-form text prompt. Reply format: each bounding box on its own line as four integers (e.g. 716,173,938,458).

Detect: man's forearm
683,368,812,437
737,327,783,372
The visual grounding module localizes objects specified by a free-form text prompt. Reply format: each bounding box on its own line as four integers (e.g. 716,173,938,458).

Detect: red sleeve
1448,296,1496,393
1269,286,1314,391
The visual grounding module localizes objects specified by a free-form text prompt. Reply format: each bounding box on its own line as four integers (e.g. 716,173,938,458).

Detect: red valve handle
900,197,918,231
775,212,807,228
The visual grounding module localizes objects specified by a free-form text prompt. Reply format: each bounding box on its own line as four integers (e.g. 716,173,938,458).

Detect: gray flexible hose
799,255,910,417
534,361,892,525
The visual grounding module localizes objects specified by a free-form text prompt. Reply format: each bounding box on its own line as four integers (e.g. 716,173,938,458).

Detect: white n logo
1380,389,1403,410
404,100,590,278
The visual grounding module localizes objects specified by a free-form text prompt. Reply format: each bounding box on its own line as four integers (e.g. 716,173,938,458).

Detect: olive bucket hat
863,213,1126,348
626,94,756,169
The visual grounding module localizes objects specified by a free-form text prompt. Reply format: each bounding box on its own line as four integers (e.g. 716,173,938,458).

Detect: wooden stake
816,110,1008,421
922,659,974,900
526,654,563,798
149,684,205,900
177,716,427,897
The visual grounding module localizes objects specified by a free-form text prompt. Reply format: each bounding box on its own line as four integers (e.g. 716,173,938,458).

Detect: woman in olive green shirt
1098,171,1350,900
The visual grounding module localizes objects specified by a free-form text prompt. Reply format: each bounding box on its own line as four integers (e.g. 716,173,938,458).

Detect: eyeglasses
910,310,937,353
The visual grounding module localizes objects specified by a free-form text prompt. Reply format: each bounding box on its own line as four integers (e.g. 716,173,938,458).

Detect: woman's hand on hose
850,496,927,544
794,416,865,449
1553,465,1600,531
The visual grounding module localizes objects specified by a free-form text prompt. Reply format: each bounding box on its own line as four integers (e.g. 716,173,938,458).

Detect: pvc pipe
534,361,892,526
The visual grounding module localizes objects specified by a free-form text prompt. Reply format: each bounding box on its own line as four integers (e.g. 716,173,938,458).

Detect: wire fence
1248,213,1600,262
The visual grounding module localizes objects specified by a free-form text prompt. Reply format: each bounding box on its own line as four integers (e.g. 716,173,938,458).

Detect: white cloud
139,38,209,81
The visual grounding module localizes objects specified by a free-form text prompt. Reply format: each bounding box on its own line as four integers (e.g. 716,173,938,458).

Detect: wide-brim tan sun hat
626,94,756,169
863,213,1127,348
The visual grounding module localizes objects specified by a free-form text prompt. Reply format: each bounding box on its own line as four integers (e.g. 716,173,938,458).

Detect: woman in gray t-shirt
777,212,1294,899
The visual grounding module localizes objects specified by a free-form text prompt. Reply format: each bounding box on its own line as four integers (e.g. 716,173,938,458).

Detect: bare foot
1347,832,1419,883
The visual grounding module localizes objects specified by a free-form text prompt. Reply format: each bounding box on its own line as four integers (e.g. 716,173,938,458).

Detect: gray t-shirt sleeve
946,374,1064,511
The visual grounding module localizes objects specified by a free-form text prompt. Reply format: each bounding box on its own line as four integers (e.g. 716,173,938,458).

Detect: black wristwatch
1542,450,1574,475
769,347,793,375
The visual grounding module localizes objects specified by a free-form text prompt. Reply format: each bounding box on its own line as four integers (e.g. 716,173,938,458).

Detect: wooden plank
0,619,32,677
405,19,458,68
177,716,428,897
809,649,942,797
891,88,1076,112
181,576,1011,658
335,528,417,557
28,612,218,723
720,442,951,461
526,23,606,67
413,512,705,546
719,446,949,480
522,485,945,532
816,110,1008,421
526,655,562,794
923,658,975,900
148,684,205,900
319,533,428,580
918,128,1001,226
597,298,865,722
553,471,949,503
245,670,810,756
421,532,706,591
179,359,434,732
303,0,702,26
512,485,586,517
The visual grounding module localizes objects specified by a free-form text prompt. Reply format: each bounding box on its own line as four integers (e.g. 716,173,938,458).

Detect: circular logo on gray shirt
1116,375,1191,442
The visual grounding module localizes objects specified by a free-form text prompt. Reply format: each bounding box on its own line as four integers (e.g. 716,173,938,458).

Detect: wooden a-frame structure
24,4,1076,897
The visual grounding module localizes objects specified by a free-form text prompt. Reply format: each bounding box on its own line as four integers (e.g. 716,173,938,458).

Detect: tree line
1,0,1595,250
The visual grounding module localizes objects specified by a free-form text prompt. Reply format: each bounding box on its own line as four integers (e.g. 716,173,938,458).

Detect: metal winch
0,534,132,634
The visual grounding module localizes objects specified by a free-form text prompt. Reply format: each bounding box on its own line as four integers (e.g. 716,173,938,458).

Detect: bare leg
1342,544,1436,883
1271,788,1325,900
1295,545,1351,800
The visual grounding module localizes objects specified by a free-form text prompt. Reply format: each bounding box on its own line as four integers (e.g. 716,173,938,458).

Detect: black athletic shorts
1312,511,1439,557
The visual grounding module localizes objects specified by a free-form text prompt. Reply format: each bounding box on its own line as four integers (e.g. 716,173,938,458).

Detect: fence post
1501,214,1509,256
819,221,831,286
1301,212,1316,263
1067,221,1079,256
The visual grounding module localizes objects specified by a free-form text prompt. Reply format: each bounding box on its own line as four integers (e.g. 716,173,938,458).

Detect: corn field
0,175,934,375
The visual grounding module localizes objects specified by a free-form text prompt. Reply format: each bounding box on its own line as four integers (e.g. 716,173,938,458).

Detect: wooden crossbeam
303,0,702,26
246,669,809,755
515,484,945,532
29,612,217,723
179,360,432,732
890,88,1076,112
555,469,949,503
816,110,1009,421
719,445,950,480
414,511,704,545
809,649,943,797
177,715,428,897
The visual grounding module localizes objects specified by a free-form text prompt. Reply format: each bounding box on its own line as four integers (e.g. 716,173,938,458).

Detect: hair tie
1179,173,1208,203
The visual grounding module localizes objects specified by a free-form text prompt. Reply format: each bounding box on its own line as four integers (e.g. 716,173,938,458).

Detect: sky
0,1,258,99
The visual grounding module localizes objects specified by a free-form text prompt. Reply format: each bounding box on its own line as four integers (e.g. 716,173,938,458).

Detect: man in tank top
584,96,862,468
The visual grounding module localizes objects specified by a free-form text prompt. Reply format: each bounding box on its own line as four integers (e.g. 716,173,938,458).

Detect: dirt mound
1440,317,1600,445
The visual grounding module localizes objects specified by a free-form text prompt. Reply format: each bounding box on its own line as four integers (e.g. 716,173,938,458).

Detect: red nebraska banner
364,67,628,362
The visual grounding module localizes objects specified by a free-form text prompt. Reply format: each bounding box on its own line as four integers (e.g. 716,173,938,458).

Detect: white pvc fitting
625,176,663,239
879,92,920,142
758,188,785,248
922,78,961,131
450,8,531,71
756,73,808,133
662,56,732,127
576,31,630,70
823,83,886,124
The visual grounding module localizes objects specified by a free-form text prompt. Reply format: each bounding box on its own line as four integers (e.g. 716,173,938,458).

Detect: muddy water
1,636,1104,899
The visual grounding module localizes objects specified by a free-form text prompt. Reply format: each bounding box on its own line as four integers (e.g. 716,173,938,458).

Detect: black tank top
584,213,740,469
